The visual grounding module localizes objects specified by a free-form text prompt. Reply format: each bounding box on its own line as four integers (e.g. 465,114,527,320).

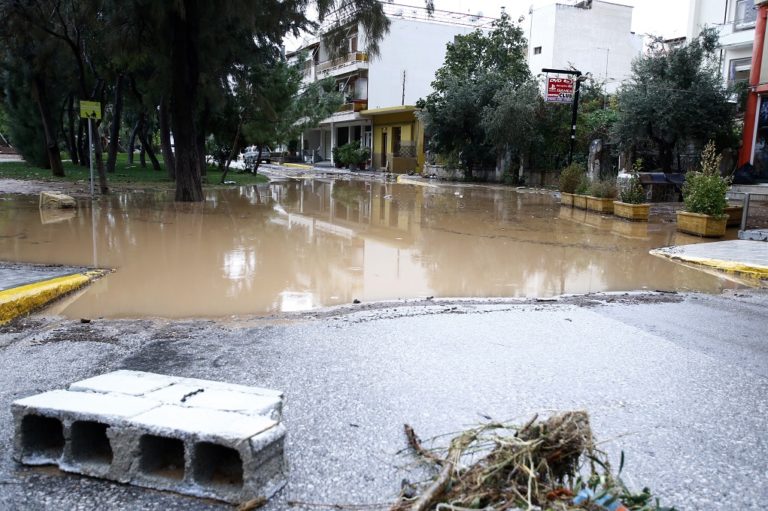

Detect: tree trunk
140,145,146,167
66,94,79,165
138,118,161,171
107,75,124,173
93,120,109,194
32,75,65,177
220,119,243,183
170,0,204,202
128,120,140,164
253,146,263,174
159,98,176,180
658,142,674,173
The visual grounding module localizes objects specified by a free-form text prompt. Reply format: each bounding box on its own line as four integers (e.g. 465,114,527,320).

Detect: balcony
338,100,368,113
732,0,757,31
317,52,369,77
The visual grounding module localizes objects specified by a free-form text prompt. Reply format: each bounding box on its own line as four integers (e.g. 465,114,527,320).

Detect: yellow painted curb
651,250,768,281
283,163,313,170
0,271,105,324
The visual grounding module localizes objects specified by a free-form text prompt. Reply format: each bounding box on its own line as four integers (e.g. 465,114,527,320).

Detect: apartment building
527,1,643,94
288,4,492,172
687,0,757,90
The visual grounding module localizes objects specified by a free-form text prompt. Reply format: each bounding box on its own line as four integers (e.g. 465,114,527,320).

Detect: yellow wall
370,111,425,172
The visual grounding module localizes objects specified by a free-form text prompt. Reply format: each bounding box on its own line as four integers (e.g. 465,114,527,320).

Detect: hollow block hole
20,414,64,460
71,421,113,465
138,435,185,480
193,442,244,489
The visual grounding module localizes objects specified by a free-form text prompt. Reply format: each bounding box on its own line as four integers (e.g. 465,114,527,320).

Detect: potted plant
677,141,731,237
558,163,584,207
573,176,590,209
586,179,617,213
614,160,650,221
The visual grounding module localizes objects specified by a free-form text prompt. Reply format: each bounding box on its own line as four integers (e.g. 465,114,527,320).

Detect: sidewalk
651,239,768,281
0,263,106,324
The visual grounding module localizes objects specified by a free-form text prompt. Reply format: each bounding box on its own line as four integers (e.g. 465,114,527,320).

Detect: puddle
0,180,741,318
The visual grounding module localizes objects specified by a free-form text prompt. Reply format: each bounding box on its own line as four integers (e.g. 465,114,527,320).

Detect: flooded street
0,179,739,318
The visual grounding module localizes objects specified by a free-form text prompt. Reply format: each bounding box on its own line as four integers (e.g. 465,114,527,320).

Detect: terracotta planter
724,205,743,227
586,196,615,213
676,211,727,237
613,201,650,222
573,194,588,209
561,192,575,207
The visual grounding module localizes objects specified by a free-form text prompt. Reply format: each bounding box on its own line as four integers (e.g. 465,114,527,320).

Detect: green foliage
588,179,618,199
683,141,730,217
620,159,647,204
575,176,590,195
419,11,531,170
614,28,735,171
558,163,585,193
335,142,370,167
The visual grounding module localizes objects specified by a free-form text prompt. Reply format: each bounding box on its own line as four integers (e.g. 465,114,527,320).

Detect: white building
288,4,492,171
527,0,644,93
687,0,756,89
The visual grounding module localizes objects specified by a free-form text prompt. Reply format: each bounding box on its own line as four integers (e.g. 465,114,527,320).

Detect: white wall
366,18,476,109
688,0,728,38
529,1,643,93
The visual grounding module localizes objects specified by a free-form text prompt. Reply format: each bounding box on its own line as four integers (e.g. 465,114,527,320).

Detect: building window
534,46,542,55
729,57,751,86
734,0,757,30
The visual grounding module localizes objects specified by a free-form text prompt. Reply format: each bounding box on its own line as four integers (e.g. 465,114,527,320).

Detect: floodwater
0,179,740,318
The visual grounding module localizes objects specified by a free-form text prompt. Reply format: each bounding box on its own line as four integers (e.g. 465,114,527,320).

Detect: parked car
243,146,271,171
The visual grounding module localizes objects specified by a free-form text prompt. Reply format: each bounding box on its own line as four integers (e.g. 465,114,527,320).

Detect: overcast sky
387,0,689,38
286,0,690,50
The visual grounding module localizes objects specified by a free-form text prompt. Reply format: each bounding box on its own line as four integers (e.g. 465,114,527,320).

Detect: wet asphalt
0,290,767,510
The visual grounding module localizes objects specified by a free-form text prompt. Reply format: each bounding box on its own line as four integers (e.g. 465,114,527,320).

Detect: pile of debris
391,411,675,511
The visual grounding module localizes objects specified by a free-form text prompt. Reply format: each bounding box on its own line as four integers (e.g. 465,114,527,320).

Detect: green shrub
575,175,590,195
682,141,730,217
620,160,647,204
335,142,370,167
588,179,617,199
558,163,584,193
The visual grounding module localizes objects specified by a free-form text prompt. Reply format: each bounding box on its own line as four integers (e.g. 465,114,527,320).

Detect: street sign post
79,101,101,197
545,77,575,104
542,69,583,165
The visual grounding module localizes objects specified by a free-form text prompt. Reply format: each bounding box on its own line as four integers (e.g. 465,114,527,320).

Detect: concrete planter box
586,196,615,213
724,205,743,227
573,194,588,209
676,211,727,237
560,192,575,207
613,201,650,221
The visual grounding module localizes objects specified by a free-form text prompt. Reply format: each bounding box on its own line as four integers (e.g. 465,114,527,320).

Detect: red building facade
740,0,768,181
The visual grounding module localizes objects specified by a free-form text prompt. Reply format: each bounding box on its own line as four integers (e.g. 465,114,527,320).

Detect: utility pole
543,68,583,165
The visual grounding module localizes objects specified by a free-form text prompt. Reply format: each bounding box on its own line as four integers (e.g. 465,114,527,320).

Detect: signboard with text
546,77,574,104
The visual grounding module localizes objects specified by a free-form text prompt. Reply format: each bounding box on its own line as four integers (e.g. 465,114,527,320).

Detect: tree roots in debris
391,411,675,511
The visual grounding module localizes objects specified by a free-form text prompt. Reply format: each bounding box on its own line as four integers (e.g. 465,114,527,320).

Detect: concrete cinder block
12,372,287,504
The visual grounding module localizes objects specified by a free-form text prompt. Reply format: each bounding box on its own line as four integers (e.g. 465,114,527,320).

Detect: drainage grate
139,435,185,480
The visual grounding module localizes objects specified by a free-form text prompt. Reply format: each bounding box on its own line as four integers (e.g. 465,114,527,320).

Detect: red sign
546,77,574,103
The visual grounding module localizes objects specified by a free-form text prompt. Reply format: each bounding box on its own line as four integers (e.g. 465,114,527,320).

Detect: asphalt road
0,290,767,510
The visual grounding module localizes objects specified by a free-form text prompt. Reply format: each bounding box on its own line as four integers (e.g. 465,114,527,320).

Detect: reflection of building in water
267,180,431,304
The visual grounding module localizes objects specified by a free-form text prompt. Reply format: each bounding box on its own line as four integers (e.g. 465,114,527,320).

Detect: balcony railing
317,52,368,73
337,100,368,113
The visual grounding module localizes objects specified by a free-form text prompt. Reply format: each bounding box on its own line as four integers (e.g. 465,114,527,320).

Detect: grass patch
0,153,268,188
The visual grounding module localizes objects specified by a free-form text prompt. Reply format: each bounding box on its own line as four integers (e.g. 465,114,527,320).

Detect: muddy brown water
0,180,740,318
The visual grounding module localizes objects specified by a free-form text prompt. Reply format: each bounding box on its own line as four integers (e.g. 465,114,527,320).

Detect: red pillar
740,4,768,165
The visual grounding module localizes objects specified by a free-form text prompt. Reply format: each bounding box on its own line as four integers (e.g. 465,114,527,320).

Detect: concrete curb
0,270,106,324
650,248,768,281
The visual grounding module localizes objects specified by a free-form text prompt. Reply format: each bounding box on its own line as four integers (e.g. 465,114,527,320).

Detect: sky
409,0,691,38
286,0,691,51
